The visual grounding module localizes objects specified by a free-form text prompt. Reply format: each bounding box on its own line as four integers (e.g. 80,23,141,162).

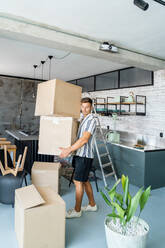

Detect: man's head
81,97,93,116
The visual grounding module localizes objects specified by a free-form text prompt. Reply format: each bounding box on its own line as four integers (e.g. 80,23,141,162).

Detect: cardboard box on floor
38,116,78,155
15,184,65,248
32,162,61,193
35,79,82,118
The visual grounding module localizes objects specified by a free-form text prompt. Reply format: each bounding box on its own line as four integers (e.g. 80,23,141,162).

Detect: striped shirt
75,113,96,159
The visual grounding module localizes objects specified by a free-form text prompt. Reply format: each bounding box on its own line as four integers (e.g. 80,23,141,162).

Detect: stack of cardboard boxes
15,79,82,248
31,78,82,192
35,78,82,155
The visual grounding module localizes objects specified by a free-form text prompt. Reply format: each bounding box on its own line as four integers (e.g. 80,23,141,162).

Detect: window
120,68,153,88
77,76,94,92
95,71,118,90
67,67,153,92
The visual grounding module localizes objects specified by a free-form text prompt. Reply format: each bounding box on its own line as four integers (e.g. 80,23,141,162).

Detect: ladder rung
97,143,106,147
105,172,115,178
102,162,112,168
100,153,109,158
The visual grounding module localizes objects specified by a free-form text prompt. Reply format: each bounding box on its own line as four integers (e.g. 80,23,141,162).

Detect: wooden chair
4,144,17,167
0,141,11,148
0,146,28,177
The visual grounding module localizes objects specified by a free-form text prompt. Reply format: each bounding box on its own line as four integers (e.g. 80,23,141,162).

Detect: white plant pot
104,217,149,248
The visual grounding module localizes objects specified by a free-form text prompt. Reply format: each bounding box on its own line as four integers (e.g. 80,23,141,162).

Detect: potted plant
100,175,151,248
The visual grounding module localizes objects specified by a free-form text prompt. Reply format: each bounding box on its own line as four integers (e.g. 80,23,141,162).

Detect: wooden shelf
94,95,146,116
107,102,144,105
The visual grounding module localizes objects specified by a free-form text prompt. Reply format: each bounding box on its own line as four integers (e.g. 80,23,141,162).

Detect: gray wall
0,75,41,136
83,69,165,138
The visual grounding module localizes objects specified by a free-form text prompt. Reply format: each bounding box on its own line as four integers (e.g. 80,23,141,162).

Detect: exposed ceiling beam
0,13,165,71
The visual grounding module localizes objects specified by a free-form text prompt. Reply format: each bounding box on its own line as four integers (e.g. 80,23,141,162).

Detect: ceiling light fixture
48,55,53,80
41,60,45,80
134,0,165,10
99,42,118,53
134,0,149,10
33,64,38,98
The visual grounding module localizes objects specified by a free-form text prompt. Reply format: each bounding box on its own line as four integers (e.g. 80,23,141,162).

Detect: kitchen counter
105,142,165,189
109,140,165,152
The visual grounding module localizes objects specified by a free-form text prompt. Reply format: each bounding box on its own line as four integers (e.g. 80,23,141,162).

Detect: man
59,97,97,218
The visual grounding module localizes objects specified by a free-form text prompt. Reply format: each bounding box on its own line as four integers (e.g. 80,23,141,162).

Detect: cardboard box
32,162,61,193
35,79,82,118
38,116,78,155
15,184,65,248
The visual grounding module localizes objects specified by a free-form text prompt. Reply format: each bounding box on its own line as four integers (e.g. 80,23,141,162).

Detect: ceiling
0,37,127,81
0,0,165,80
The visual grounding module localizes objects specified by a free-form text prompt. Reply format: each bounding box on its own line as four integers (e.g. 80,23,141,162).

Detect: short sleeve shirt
75,113,96,158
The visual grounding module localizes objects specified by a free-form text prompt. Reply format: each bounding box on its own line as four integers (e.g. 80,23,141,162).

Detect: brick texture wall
83,70,165,137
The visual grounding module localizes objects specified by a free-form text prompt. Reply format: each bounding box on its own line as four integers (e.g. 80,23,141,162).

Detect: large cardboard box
38,116,78,155
15,185,65,248
32,162,61,193
35,79,82,118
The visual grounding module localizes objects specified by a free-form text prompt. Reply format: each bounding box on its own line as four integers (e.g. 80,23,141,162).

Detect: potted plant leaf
100,175,151,248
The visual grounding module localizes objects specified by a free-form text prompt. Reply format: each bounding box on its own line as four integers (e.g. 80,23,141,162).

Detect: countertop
6,130,38,141
109,140,165,152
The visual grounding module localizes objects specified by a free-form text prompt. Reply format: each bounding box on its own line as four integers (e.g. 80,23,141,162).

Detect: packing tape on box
41,116,73,124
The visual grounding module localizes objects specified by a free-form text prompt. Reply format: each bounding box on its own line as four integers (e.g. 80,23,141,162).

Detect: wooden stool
0,146,28,177
0,141,11,148
0,138,7,141
5,145,17,167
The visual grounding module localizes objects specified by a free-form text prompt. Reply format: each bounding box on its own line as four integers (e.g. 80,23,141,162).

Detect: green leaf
139,186,151,213
115,192,123,206
100,190,112,207
107,213,121,219
111,201,125,218
108,179,121,194
108,189,116,201
124,176,129,206
126,187,143,222
106,179,121,202
121,175,126,191
121,175,129,206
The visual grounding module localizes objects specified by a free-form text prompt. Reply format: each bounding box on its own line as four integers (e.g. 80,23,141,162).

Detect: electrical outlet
160,132,163,138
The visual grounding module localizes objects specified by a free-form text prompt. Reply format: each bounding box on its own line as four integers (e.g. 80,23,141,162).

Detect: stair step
105,172,115,178
100,153,109,158
97,143,106,147
102,162,112,168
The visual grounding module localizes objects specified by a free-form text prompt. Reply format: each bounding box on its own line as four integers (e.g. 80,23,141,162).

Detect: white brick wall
83,70,165,137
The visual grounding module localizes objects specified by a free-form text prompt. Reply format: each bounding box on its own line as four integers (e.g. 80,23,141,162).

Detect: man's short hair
81,97,93,105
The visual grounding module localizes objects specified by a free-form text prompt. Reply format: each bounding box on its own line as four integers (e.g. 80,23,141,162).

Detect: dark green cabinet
108,143,165,190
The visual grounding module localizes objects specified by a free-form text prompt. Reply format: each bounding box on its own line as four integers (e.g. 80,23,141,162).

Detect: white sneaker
81,204,98,212
66,208,82,218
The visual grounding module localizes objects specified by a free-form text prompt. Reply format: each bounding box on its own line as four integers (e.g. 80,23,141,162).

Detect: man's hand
59,131,91,158
59,147,72,158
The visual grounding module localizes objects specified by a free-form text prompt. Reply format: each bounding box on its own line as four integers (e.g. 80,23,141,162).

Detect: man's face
81,102,92,116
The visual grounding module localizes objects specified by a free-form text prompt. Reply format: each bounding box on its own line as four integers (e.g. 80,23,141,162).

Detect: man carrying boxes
59,97,97,218
35,79,97,218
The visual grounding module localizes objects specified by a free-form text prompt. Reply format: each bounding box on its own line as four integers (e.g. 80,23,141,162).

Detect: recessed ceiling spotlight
134,0,149,11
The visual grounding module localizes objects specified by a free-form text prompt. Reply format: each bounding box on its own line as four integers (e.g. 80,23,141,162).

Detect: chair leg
93,169,99,192
24,175,27,186
69,168,75,187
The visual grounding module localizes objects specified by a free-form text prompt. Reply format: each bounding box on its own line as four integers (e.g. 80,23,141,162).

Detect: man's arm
59,131,91,158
